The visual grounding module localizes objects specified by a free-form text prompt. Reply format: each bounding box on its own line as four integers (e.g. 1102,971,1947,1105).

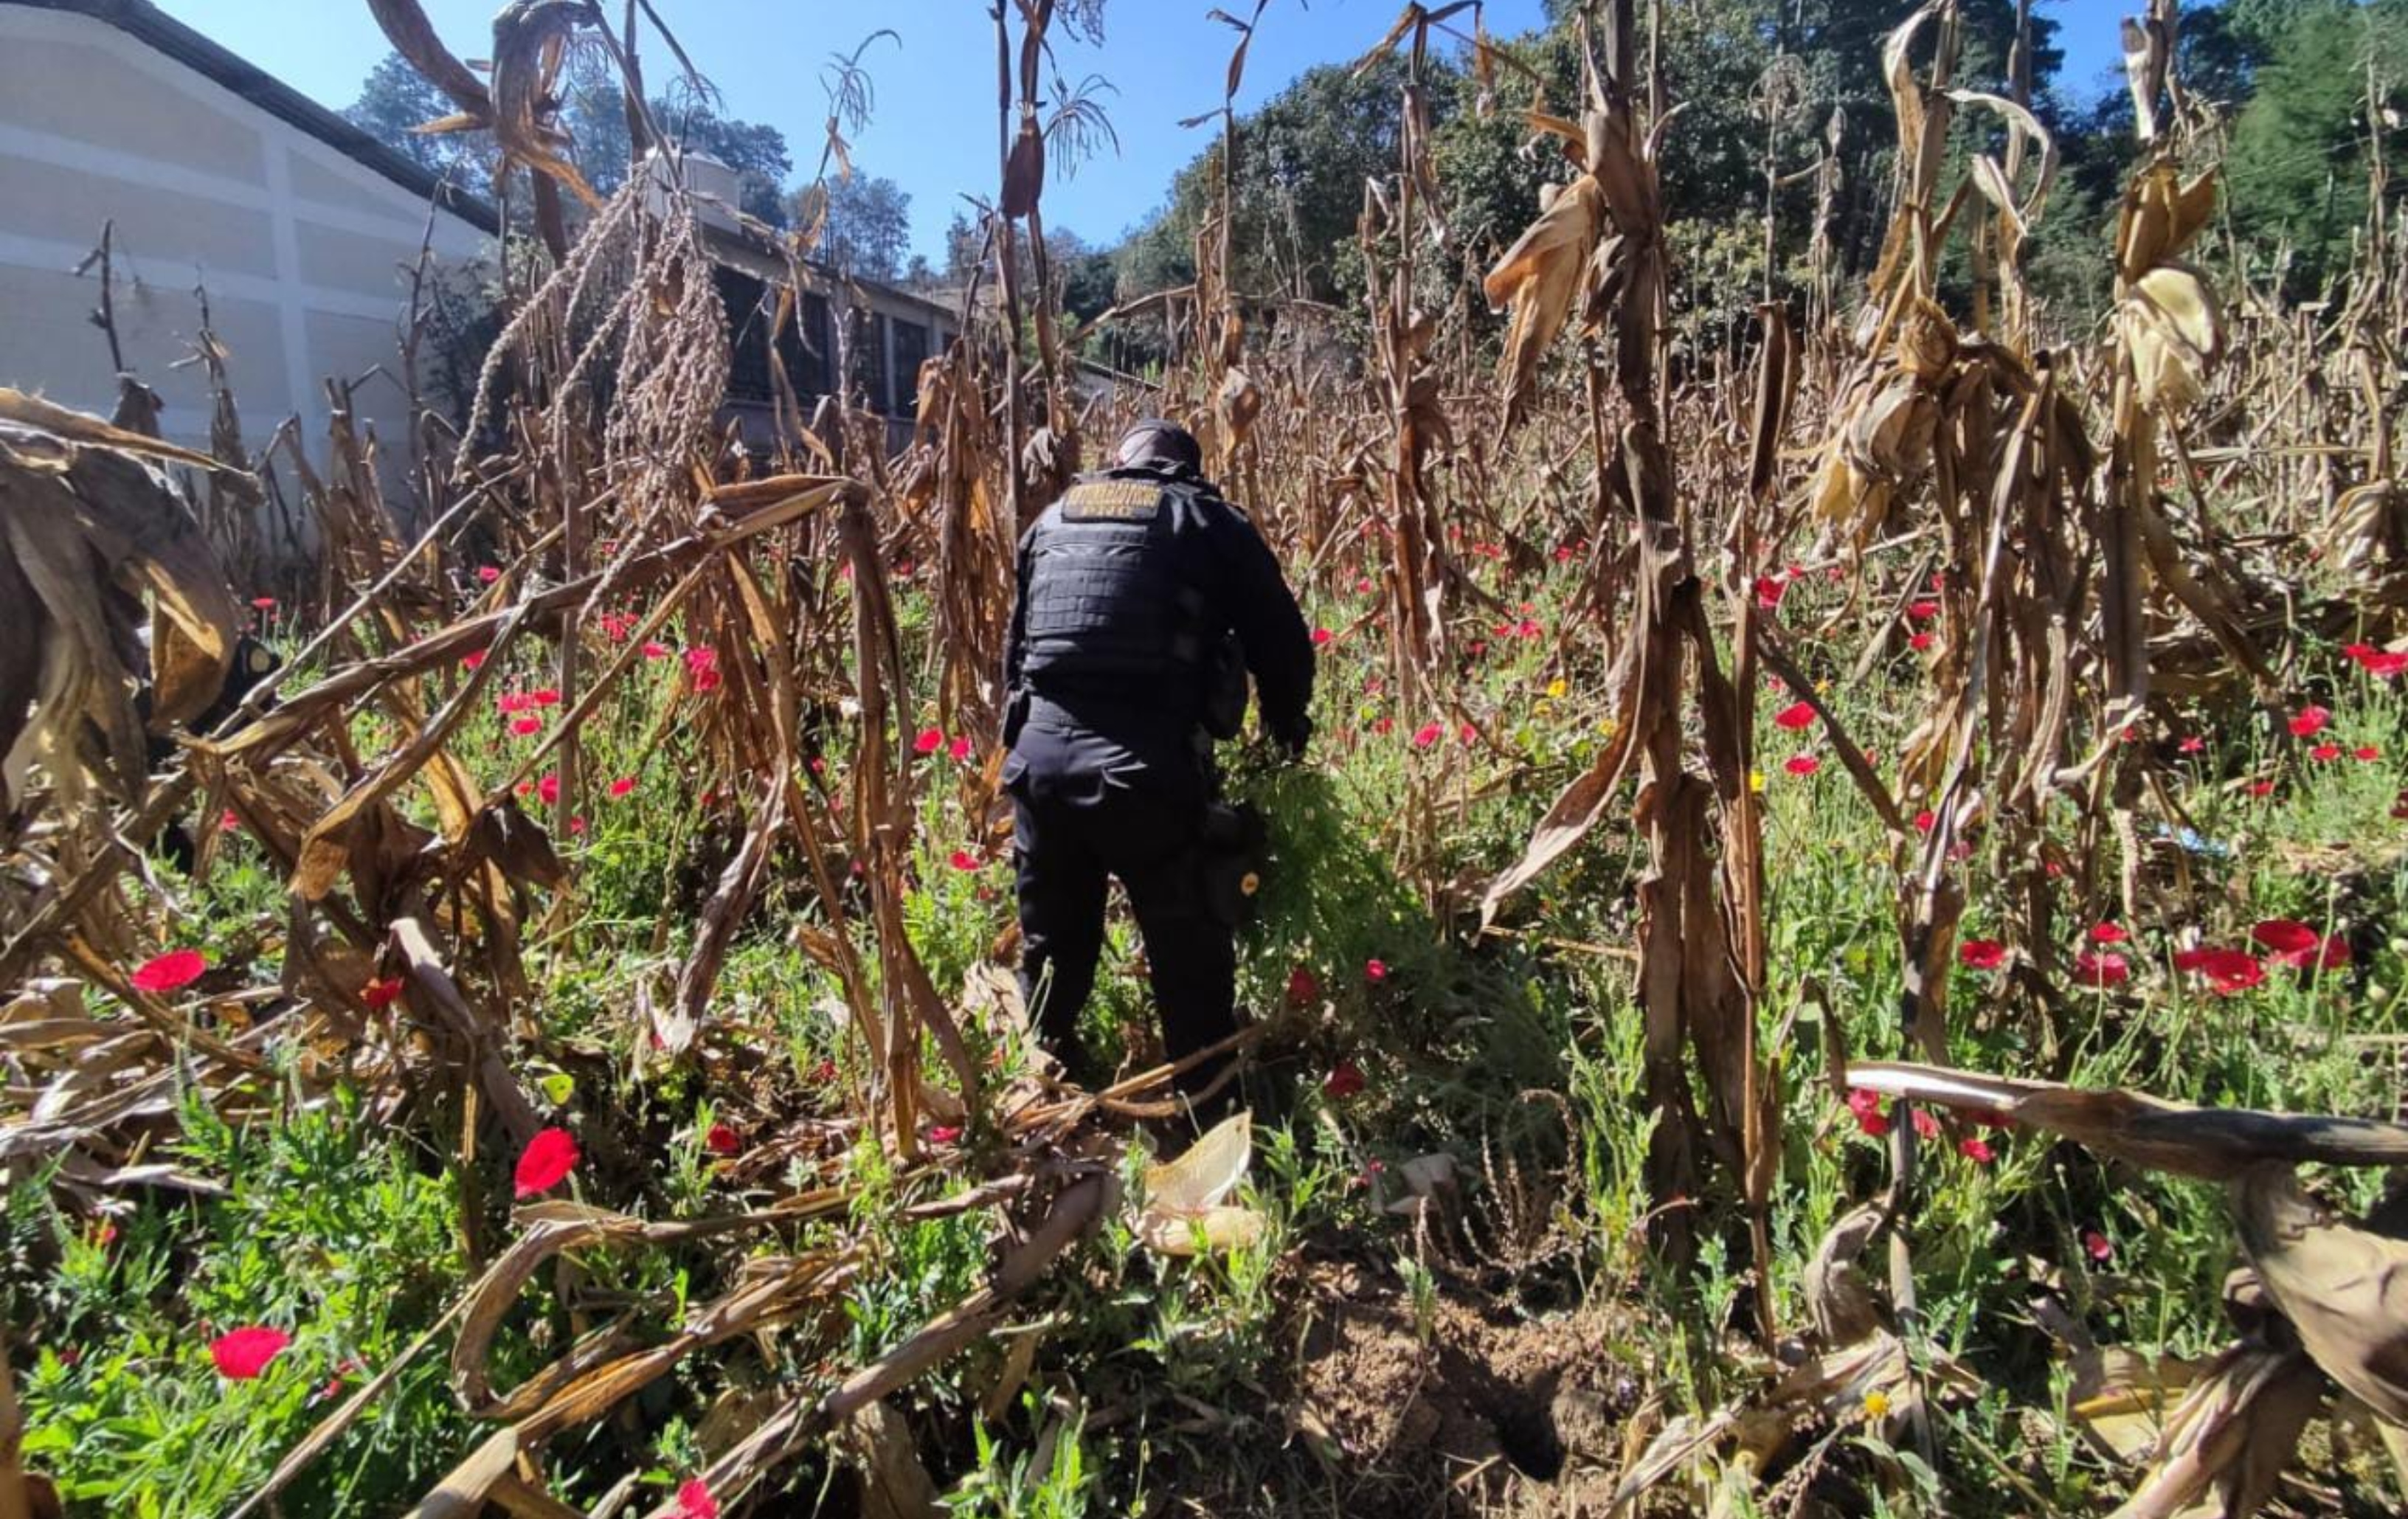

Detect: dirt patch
1280,1263,1639,1515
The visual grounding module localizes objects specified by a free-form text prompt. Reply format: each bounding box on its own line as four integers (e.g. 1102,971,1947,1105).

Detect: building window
892,320,929,416
714,267,774,404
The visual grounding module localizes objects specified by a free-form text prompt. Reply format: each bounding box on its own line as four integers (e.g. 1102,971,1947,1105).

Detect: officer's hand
1272,717,1312,764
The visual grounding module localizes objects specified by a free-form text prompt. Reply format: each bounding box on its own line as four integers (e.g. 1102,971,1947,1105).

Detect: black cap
1113,418,1203,475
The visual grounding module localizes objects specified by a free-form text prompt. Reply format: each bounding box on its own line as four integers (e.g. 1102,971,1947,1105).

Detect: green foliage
2226,0,2408,292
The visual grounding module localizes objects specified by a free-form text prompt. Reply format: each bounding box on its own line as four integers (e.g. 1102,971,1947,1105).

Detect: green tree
797,174,913,281
2225,0,2408,291
342,52,487,181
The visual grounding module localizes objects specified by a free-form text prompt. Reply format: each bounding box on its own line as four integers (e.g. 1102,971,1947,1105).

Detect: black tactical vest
1020,473,1215,713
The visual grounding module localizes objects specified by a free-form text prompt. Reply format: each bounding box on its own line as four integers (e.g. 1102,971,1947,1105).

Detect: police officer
1002,419,1315,1107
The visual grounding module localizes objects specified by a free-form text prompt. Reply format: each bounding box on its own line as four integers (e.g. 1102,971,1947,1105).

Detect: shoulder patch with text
1061,480,1163,522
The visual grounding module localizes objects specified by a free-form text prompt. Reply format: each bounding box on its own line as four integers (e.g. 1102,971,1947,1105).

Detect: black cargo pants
1008,767,1236,1095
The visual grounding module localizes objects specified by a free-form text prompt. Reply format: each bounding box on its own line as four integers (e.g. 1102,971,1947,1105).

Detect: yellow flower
1748,769,1765,794
1598,716,1619,737
1862,1390,1892,1420
1546,677,1568,700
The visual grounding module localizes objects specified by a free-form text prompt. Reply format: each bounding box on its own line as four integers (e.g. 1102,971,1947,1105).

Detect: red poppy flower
949,735,973,761
568,816,587,836
477,566,501,584
1554,544,1578,564
2312,743,2342,761
1908,632,1934,651
2089,922,2128,945
2074,950,2129,988
2173,947,2262,994
461,650,487,671
1372,716,1394,736
1752,574,1787,609
210,1326,291,1380
513,1127,578,1199
511,716,542,737
497,692,529,714
1286,965,1320,1009
2288,705,2331,738
948,849,978,872
219,809,241,833
1845,1088,1889,1138
1907,599,1939,620
1411,722,1443,750
809,1058,837,1084
1322,1061,1367,1100
2083,1228,2113,1262
1959,938,2005,970
609,776,636,798
677,1477,720,1519
361,975,405,1009
1914,809,1936,833
1773,700,1816,730
131,949,207,993
2356,745,2381,761
641,641,671,660
1783,754,1821,776
2177,735,2204,754
928,1125,962,1145
913,727,944,755
1365,958,1388,983
2247,779,2277,798
251,595,277,611
2252,918,2349,969
1958,1136,1996,1165
530,688,561,707
705,1123,742,1157
1311,626,1333,646
2364,651,2408,678
1911,1108,1941,1141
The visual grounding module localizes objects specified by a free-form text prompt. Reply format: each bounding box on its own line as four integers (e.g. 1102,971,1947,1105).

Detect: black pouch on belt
1199,800,1269,928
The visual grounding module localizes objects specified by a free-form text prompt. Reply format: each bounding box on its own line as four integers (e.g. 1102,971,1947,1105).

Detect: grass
15,545,2408,1515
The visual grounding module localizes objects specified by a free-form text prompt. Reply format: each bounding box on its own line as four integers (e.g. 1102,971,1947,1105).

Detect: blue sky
155,1,2123,260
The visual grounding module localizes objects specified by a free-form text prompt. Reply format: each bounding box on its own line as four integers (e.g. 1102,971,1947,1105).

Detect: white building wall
0,5,487,490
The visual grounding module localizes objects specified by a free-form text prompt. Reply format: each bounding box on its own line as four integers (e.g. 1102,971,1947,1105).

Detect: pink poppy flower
2074,950,2129,988
1322,1061,1367,1100
928,1125,962,1145
1312,627,1333,646
609,777,636,798
948,849,978,872
1914,809,1936,833
641,641,671,660
219,809,241,833
210,1326,291,1380
251,595,277,612
461,650,487,671
1959,938,2005,970
1365,958,1389,983
131,949,207,993
1911,1108,1941,1141
511,716,542,737
513,1127,578,1199
677,1477,720,1519
1845,1088,1889,1138
1783,755,1821,776
2288,705,2331,738
949,735,973,761
2083,1228,2113,1262
1909,632,1934,652
2177,735,2204,753
2089,922,2128,946
1907,599,1939,620
913,727,944,755
1773,700,1816,730
536,774,560,806
1411,722,1443,750
2357,745,2382,761
2313,743,2342,762
1958,1136,1996,1164
476,566,501,584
